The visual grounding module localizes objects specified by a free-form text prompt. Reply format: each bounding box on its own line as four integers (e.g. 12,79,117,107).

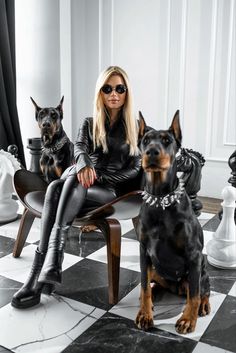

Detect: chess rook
207,185,236,268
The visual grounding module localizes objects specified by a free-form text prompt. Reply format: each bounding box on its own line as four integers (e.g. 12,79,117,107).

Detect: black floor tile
55,258,140,311
62,312,197,353
0,275,21,308
200,295,236,352
0,236,16,258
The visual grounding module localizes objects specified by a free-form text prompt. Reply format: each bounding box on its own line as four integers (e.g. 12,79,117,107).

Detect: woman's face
101,74,127,113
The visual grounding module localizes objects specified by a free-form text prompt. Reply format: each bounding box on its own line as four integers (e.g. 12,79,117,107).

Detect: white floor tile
0,244,83,284
87,237,140,272
110,284,226,341
192,341,233,353
228,282,236,297
0,217,41,244
0,295,105,353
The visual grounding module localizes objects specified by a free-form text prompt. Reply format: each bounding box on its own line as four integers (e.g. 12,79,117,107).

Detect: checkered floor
0,202,236,353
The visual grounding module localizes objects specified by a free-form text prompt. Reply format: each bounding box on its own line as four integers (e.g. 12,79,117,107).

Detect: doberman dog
31,96,74,184
135,111,210,334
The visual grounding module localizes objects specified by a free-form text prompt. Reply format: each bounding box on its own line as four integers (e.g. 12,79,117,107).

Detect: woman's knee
45,179,64,201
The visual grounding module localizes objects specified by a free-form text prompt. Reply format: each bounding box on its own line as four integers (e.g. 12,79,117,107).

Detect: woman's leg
11,179,65,309
39,178,116,284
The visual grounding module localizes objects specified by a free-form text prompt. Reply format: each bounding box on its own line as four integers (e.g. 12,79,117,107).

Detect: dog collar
42,135,69,153
142,175,185,209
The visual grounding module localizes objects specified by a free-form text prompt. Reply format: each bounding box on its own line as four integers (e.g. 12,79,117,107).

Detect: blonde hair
93,66,139,156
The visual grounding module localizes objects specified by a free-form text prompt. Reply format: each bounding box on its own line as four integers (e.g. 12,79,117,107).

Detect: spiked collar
42,135,69,153
142,174,185,209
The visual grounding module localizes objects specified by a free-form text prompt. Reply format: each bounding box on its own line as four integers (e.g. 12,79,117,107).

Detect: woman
12,66,141,309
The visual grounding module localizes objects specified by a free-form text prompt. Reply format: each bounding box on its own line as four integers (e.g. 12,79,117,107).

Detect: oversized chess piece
176,148,205,216
207,185,236,268
0,149,21,223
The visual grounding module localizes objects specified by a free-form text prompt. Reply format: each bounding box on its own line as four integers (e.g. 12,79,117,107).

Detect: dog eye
143,137,149,145
162,137,171,145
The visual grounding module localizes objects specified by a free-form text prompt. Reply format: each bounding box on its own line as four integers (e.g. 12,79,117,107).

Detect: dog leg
136,266,154,330
175,284,200,334
136,242,154,330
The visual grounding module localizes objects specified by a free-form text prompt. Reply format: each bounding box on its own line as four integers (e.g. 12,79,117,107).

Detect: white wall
15,0,61,168
15,0,236,198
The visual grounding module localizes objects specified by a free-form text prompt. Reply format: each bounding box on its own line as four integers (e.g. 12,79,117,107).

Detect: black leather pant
38,174,116,252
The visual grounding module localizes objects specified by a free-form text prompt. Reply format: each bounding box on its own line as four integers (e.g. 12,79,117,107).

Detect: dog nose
42,121,51,128
145,147,159,157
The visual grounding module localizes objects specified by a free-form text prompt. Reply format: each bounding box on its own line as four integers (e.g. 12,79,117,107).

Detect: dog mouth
42,132,53,146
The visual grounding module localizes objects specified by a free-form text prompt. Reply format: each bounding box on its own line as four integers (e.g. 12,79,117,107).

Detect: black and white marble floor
0,202,235,353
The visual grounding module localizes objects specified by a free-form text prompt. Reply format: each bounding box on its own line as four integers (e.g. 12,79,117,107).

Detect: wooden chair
12,169,143,305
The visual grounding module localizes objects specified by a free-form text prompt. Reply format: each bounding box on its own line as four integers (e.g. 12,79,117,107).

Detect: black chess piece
176,148,205,216
27,137,42,174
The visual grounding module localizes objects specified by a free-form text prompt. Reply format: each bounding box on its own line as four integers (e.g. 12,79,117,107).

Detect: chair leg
98,219,121,305
13,208,36,258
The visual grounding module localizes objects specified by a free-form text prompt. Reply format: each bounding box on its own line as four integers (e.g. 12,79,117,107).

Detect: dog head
140,110,182,173
31,96,64,146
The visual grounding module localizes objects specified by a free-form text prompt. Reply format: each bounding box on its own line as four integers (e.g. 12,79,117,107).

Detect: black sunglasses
101,84,127,94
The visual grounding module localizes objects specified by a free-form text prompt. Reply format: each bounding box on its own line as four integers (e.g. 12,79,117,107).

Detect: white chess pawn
207,185,236,268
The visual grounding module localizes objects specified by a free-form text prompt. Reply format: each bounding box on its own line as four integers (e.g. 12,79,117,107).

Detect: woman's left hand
77,167,97,188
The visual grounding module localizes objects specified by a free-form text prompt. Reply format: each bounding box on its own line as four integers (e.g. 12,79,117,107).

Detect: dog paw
175,316,196,334
135,310,154,331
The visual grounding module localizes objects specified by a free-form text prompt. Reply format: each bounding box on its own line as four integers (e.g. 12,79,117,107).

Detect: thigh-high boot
38,176,87,285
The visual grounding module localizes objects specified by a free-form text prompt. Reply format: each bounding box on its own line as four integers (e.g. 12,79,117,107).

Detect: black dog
135,111,210,334
31,96,74,183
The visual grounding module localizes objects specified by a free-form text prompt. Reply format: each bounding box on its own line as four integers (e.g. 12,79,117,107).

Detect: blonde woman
12,66,141,309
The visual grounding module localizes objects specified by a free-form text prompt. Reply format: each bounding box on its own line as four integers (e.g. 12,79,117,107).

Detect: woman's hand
77,167,97,188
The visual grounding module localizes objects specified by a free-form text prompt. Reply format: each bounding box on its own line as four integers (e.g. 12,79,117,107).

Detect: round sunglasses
101,84,127,94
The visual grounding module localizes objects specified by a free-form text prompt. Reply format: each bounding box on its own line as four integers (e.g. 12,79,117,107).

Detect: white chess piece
207,185,236,268
0,150,21,223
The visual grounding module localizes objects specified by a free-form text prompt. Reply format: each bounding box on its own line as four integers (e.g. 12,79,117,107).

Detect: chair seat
24,189,143,222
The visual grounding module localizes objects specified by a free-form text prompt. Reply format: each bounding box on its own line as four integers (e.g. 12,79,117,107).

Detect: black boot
38,225,69,285
11,248,54,309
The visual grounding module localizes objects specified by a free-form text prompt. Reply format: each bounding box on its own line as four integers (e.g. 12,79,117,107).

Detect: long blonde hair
93,66,139,156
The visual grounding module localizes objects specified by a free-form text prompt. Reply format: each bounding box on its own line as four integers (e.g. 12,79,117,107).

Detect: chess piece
207,185,236,268
27,137,42,174
218,150,236,222
0,149,21,223
177,148,205,216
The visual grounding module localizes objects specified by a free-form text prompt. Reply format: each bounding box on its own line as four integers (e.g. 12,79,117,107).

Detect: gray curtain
0,0,26,166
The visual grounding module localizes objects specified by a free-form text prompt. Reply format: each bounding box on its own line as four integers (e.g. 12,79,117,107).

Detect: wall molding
223,0,235,147
205,0,218,159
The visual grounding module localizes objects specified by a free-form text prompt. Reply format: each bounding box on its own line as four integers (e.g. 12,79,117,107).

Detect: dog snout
145,146,160,158
42,120,52,129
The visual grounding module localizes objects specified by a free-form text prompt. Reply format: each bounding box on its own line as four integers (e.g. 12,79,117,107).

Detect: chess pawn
207,186,236,268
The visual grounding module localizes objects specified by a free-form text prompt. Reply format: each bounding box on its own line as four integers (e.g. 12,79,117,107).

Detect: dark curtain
0,0,26,166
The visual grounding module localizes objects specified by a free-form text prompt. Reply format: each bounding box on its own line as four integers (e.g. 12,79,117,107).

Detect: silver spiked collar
142,174,185,209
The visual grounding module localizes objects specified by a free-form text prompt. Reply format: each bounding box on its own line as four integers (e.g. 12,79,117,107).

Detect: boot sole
11,294,41,309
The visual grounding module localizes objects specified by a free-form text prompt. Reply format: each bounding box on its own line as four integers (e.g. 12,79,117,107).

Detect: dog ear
169,110,182,147
30,97,41,119
138,111,147,139
57,96,64,118
57,96,64,110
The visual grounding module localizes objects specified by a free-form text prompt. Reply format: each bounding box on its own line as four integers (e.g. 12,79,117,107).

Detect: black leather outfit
11,112,141,309
38,113,141,252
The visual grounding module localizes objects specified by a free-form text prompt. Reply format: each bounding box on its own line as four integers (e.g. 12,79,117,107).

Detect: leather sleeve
74,118,94,173
100,154,141,187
